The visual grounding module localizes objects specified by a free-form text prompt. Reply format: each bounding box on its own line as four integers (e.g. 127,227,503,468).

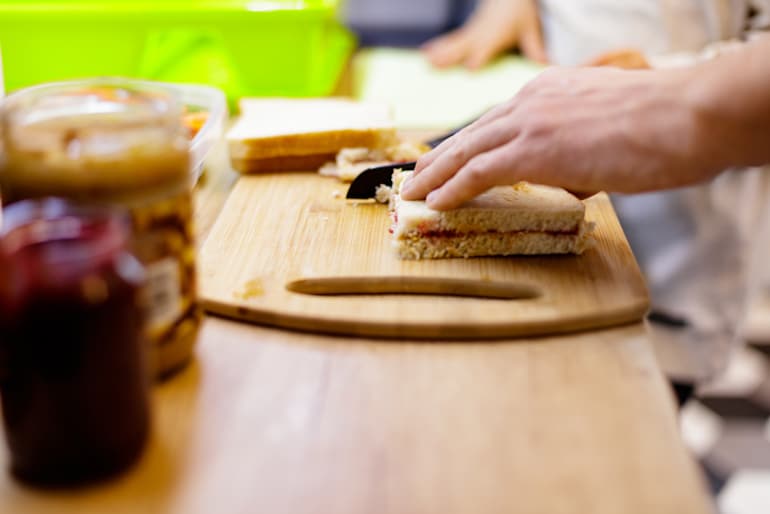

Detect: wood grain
0,127,711,514
199,173,649,339
0,318,712,514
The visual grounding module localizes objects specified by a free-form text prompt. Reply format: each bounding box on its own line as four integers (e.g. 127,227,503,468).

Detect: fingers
425,142,521,210
402,142,471,201
474,100,517,126
403,115,520,201
465,38,503,70
520,25,548,64
422,30,470,69
414,134,458,176
414,99,518,177
424,24,512,71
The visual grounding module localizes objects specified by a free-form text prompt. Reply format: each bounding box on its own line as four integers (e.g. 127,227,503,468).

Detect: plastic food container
175,83,228,184
0,0,354,103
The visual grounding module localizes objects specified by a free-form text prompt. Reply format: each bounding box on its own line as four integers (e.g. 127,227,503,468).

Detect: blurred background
345,0,477,46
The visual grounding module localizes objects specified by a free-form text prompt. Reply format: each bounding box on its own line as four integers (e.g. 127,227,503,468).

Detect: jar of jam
0,199,150,486
0,80,200,377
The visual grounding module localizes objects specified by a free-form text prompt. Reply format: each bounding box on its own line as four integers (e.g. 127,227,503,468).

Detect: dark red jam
0,199,150,487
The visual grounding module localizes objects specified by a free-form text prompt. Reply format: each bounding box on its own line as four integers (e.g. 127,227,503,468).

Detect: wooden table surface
0,140,714,514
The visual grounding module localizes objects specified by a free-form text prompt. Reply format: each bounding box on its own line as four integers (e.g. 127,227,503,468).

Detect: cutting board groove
286,276,542,299
199,173,649,339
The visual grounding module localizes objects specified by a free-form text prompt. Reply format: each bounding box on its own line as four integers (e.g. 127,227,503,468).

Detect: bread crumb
331,190,342,199
319,162,339,178
234,278,264,300
375,185,392,204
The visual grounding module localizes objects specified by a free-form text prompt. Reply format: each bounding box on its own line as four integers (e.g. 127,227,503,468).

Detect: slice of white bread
227,98,398,162
391,170,593,259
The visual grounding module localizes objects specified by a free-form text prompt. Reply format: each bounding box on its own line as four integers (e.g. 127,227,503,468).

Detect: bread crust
395,223,594,260
232,154,336,173
229,129,398,160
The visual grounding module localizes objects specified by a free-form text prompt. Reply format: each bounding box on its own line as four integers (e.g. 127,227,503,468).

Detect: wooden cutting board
199,173,649,339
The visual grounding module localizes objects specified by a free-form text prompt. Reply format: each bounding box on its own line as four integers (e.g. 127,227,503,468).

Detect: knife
345,120,474,200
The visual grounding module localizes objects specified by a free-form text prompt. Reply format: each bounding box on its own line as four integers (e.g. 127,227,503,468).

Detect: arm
422,0,547,69
401,36,770,210
689,35,770,170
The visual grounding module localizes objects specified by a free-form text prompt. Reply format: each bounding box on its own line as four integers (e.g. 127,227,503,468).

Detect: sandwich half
390,170,593,259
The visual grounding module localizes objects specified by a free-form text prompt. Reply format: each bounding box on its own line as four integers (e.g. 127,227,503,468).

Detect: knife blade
345,161,416,200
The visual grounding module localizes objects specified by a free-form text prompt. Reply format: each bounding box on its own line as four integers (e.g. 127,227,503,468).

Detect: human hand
422,0,547,70
400,66,723,210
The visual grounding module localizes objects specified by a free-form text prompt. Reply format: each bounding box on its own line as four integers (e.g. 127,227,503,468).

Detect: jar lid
0,79,190,199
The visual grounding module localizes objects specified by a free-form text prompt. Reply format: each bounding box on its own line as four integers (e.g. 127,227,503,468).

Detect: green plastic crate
0,0,355,102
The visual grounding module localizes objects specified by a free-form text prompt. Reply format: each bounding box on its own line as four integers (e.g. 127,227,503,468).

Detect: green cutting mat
353,48,544,130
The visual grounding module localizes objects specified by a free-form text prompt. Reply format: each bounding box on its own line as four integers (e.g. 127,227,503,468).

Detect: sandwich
390,170,593,259
227,98,398,173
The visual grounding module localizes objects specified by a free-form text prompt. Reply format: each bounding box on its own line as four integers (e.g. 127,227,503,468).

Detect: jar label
143,257,183,337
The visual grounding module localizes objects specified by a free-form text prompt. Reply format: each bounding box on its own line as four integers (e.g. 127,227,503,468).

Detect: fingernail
426,191,437,206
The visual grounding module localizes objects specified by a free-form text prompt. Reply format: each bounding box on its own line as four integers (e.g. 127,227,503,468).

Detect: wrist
678,64,733,173
683,40,770,170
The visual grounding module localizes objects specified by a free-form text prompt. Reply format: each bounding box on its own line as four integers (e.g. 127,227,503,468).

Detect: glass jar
0,80,200,377
0,199,150,486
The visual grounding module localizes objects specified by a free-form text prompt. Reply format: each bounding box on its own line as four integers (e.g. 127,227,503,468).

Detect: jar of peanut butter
0,80,200,378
